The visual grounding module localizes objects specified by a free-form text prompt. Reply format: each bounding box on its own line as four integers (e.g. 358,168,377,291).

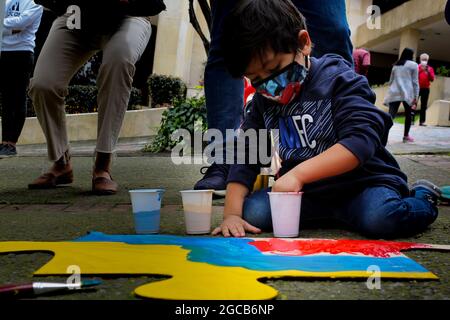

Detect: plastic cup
129,189,165,234
268,192,303,238
180,190,214,234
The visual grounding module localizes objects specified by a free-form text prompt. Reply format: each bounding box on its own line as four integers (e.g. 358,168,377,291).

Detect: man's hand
272,172,304,193
212,215,261,237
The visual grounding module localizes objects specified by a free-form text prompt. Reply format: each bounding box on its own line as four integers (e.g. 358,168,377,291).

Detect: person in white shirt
384,48,420,143
1,0,43,157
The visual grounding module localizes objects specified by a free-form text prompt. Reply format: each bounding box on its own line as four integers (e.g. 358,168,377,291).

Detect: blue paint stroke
75,232,428,274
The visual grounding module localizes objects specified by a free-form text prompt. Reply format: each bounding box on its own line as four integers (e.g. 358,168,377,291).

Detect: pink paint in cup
180,190,214,234
268,192,303,238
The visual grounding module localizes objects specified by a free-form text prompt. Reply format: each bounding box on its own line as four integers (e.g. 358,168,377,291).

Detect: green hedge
148,74,187,107
18,85,142,117
1,74,187,117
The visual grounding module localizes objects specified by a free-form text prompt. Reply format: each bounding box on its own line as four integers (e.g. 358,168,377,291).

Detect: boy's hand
272,172,304,193
212,215,261,238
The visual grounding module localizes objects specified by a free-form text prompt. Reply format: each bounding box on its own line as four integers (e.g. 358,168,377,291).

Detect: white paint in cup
180,190,214,234
268,192,303,238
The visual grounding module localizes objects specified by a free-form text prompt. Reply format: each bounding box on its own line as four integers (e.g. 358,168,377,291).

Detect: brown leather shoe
92,172,118,195
28,171,74,189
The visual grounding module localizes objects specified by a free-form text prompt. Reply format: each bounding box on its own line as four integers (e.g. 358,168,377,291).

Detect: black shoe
0,144,17,158
411,179,442,206
194,163,229,197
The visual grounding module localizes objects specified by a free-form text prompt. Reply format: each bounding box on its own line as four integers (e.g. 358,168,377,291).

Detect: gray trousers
29,15,152,161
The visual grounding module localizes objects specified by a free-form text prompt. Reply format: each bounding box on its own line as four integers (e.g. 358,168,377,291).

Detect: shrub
144,96,207,153
436,66,450,78
148,74,187,107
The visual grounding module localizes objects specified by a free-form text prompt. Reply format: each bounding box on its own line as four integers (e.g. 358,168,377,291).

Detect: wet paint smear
75,232,430,274
250,238,431,258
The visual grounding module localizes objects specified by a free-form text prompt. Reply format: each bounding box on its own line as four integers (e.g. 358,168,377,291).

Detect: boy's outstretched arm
272,144,360,192
212,183,261,237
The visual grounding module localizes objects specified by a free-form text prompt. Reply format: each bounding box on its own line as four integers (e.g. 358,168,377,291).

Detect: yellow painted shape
0,241,438,300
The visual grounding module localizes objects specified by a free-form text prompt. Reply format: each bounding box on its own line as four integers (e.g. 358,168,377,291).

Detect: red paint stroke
250,239,431,258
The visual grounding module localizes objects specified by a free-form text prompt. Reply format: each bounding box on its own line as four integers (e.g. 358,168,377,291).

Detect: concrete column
399,28,421,59
152,0,194,82
346,0,373,43
0,0,6,54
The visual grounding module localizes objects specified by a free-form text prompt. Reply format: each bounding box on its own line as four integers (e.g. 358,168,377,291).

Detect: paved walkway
14,123,450,158
387,123,450,154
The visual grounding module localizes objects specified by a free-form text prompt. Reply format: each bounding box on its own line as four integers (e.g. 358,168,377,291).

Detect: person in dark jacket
211,0,441,239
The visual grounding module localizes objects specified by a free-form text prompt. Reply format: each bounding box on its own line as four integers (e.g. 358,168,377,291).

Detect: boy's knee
357,201,408,239
242,192,272,231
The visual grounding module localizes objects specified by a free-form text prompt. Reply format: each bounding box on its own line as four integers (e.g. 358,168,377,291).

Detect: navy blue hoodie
227,54,409,197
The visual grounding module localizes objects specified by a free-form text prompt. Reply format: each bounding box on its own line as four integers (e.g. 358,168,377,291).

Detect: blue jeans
205,0,353,139
243,186,438,239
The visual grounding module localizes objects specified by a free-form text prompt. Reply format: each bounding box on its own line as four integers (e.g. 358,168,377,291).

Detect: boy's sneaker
411,179,442,206
194,163,229,198
403,136,415,143
0,144,17,158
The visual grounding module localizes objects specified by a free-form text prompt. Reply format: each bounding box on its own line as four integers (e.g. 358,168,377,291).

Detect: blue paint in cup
129,189,165,234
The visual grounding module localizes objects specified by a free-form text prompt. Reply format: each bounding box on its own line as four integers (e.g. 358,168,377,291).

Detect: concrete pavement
0,123,449,300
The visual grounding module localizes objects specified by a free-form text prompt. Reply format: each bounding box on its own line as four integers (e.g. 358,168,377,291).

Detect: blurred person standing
0,0,43,157
353,47,371,77
384,48,419,143
417,53,435,126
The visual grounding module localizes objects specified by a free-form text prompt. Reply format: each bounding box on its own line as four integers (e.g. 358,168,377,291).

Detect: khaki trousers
29,15,152,161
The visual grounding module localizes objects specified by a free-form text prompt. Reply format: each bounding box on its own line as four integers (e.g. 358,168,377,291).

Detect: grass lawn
394,115,405,124
393,114,418,125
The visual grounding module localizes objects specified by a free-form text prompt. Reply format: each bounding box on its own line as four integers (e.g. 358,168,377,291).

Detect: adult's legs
28,16,96,189
402,101,412,137
29,16,96,162
194,0,243,192
93,17,152,194
335,186,438,239
0,51,34,146
419,88,430,125
293,0,353,64
388,101,401,119
97,17,152,154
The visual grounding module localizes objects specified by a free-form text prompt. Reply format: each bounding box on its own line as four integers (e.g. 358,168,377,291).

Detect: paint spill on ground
74,232,430,273
249,238,431,258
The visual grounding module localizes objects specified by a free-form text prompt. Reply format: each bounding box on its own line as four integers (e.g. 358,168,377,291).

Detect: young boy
212,0,441,239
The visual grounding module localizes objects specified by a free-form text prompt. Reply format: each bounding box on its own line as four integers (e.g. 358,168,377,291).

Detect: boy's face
244,30,312,104
246,51,297,86
245,30,312,86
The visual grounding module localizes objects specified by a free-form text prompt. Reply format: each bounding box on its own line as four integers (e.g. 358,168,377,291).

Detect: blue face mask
253,55,309,105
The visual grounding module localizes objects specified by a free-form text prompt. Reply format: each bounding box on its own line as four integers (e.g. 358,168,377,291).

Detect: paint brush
0,280,102,298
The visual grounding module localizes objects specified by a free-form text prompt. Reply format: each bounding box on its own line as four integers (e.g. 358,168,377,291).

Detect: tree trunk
188,0,211,55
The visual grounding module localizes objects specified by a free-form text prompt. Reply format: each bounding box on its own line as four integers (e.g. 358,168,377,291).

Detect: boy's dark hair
222,0,307,78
